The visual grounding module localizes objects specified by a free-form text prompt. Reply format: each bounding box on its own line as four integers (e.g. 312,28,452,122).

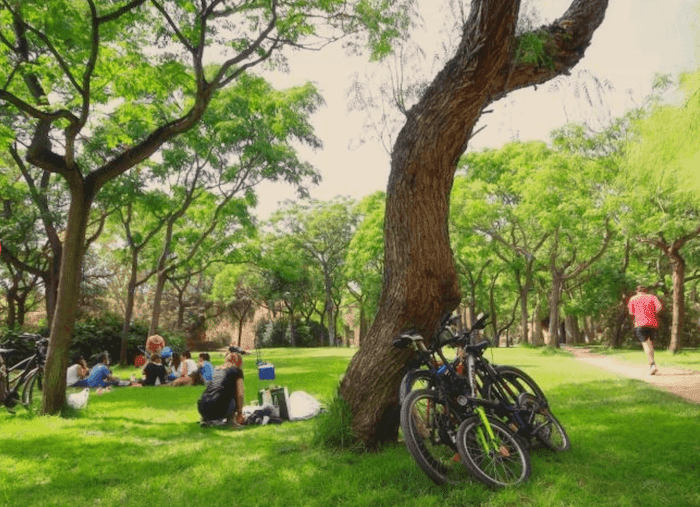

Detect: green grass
1,346,699,507
576,344,700,373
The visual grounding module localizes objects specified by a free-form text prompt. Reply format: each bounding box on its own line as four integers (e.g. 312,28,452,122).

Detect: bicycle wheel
400,389,468,485
398,369,436,403
519,394,570,452
456,415,531,488
21,369,42,408
489,366,547,404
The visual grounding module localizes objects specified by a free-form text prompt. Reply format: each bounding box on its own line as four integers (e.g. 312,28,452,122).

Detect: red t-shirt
628,293,662,328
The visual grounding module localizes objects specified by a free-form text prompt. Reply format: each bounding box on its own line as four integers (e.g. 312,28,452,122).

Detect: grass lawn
578,344,700,373
1,346,699,507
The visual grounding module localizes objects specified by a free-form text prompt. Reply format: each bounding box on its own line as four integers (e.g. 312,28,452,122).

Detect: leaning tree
0,0,410,415
339,0,610,447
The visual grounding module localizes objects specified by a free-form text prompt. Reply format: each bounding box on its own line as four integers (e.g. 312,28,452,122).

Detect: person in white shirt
66,356,89,387
170,350,199,387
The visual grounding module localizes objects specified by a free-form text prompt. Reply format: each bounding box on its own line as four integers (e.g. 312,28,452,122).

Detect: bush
70,313,149,366
254,317,328,348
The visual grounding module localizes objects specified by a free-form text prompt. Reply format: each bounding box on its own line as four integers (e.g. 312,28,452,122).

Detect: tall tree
339,0,610,447
0,0,409,414
621,69,700,353
270,197,359,345
344,191,385,342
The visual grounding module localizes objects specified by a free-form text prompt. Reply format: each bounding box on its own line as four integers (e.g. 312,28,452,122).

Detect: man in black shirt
197,353,245,428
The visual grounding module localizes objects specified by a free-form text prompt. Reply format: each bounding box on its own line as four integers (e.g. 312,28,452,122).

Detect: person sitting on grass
198,352,245,428
145,334,166,361
166,351,182,382
197,352,214,384
66,355,90,387
141,353,167,386
169,350,199,387
85,353,120,388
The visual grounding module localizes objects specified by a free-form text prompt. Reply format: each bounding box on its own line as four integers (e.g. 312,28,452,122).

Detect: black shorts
635,327,657,343
198,397,237,422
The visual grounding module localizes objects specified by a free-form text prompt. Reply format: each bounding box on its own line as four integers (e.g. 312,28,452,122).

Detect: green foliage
345,191,385,323
621,67,700,238
515,31,554,68
254,317,328,348
70,314,149,365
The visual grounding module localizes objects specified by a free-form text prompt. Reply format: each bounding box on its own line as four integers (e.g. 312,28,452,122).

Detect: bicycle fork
474,406,510,458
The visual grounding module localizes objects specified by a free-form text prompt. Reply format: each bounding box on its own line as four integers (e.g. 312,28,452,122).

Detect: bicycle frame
1,335,47,411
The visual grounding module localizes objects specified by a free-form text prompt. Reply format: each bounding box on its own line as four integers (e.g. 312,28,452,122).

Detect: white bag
287,391,321,421
67,388,90,409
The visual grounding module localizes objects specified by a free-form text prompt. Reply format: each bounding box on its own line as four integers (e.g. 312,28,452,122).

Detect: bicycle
396,314,569,452
462,339,570,453
396,313,489,404
0,333,48,413
395,318,531,487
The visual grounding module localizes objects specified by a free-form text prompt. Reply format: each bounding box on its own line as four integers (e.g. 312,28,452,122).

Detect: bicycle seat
391,331,424,349
463,340,489,355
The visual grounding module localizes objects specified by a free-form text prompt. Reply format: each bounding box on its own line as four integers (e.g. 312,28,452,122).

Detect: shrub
254,317,328,348
70,313,149,366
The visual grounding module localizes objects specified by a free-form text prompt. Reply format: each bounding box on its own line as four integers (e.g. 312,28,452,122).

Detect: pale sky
254,0,699,220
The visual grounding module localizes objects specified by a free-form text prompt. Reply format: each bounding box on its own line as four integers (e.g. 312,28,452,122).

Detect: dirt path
561,345,700,405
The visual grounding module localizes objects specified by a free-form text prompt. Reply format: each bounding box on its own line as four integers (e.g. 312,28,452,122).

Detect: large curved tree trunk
339,0,610,448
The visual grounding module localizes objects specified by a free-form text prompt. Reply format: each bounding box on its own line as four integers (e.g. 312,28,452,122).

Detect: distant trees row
4,69,700,358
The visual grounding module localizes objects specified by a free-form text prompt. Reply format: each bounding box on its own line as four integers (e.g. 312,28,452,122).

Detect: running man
627,285,663,375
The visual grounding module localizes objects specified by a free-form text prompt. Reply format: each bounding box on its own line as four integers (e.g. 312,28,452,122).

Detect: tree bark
641,227,700,354
339,0,611,447
547,273,564,347
669,252,685,353
41,185,94,414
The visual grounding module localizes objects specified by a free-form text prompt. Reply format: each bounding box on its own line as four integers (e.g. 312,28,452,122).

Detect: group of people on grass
65,333,218,388
65,334,246,428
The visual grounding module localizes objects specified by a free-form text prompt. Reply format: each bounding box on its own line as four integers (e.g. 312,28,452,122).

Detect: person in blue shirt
197,353,214,383
86,353,120,388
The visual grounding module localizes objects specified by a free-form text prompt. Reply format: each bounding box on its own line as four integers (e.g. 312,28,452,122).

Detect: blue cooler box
258,363,275,380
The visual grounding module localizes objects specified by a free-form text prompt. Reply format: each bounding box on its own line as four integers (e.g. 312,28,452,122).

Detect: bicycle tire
531,406,570,452
21,369,42,407
400,389,468,485
398,369,436,403
488,367,569,451
489,366,547,404
456,415,531,488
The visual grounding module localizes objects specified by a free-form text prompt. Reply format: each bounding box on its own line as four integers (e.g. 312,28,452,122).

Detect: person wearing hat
627,285,663,375
145,334,166,361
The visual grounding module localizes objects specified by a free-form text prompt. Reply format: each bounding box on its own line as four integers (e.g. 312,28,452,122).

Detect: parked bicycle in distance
0,333,48,413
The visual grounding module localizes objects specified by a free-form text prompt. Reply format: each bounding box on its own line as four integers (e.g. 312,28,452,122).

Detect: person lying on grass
198,352,245,429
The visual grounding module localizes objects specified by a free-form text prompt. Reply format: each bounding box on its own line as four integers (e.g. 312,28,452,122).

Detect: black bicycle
463,340,570,453
0,333,48,413
396,313,490,404
394,317,531,487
